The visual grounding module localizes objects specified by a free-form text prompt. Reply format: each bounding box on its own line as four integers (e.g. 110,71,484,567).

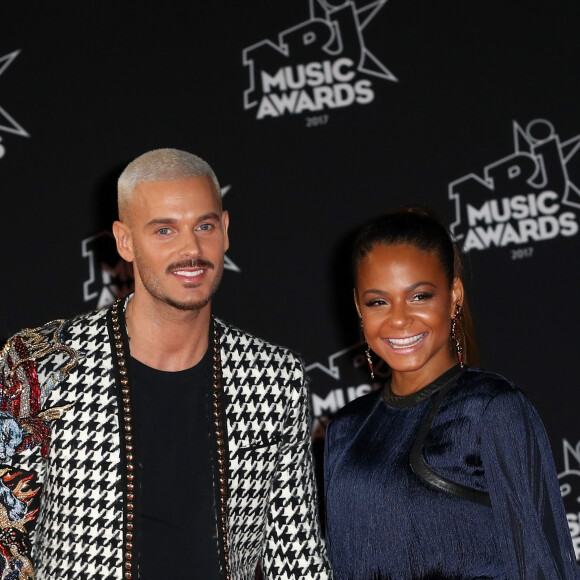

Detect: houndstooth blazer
0,300,332,580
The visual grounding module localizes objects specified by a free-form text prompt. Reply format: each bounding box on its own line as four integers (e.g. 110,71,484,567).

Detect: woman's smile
384,332,427,350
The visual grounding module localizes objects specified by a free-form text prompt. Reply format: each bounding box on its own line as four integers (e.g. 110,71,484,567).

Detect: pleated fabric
324,367,579,580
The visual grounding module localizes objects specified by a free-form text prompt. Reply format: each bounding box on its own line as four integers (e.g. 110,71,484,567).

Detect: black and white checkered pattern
1,307,332,580
219,322,331,579
31,310,123,579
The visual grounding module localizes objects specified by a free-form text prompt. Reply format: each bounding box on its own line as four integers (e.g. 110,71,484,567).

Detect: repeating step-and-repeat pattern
2,0,580,556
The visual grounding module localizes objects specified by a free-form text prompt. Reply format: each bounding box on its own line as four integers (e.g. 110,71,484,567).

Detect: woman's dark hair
352,206,479,367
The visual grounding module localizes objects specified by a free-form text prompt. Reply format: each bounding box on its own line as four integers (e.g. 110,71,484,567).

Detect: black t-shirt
130,347,220,579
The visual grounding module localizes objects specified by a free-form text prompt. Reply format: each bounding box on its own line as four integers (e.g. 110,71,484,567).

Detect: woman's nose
389,301,412,328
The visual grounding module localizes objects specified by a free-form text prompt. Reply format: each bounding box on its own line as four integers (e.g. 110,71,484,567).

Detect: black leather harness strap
409,373,492,507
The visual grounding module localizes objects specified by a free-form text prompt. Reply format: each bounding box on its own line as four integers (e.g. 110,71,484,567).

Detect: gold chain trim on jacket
110,298,230,579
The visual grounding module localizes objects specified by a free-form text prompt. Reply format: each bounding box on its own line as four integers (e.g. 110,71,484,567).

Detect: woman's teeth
388,333,426,349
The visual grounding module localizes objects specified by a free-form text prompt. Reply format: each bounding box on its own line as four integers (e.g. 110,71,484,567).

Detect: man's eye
198,223,213,231
157,228,171,235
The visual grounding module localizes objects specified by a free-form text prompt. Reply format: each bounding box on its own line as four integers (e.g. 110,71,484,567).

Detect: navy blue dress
324,366,579,579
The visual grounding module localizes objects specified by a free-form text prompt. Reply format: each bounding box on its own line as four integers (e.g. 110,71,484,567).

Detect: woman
324,207,579,579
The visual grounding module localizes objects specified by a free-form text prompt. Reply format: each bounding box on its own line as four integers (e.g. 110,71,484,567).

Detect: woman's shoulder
455,368,521,398
328,388,383,431
449,367,534,418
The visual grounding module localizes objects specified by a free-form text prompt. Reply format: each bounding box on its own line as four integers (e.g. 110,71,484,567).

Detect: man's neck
124,295,211,372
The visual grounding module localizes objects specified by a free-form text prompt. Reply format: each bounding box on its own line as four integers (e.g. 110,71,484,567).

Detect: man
0,149,332,579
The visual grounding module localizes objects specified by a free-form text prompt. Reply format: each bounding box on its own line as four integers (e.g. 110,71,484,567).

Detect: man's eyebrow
144,212,221,228
196,212,221,222
145,217,177,227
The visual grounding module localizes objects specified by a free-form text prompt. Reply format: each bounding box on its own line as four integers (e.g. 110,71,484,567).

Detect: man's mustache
166,259,215,274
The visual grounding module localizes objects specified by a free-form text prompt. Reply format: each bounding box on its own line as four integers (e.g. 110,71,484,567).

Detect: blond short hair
117,148,221,220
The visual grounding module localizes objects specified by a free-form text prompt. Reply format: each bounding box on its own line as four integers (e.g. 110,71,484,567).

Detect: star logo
309,0,396,81
0,50,29,138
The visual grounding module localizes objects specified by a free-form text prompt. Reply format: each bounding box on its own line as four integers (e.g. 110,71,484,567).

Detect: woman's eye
364,299,387,307
411,292,433,302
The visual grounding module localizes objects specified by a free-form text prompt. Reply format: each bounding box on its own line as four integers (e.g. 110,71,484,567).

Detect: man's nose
180,231,202,257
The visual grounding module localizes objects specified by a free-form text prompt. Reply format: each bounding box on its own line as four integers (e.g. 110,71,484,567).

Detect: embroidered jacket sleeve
0,321,78,578
481,388,580,579
261,356,332,579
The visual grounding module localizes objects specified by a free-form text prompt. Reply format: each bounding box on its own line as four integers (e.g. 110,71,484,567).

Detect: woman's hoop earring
451,301,464,368
360,319,375,380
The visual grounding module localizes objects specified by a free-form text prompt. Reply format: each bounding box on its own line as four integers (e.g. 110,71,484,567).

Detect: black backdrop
2,0,580,557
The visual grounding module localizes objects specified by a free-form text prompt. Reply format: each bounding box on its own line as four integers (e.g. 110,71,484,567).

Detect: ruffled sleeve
481,387,580,579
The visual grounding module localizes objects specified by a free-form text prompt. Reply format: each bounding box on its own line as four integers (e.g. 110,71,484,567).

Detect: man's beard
135,255,224,311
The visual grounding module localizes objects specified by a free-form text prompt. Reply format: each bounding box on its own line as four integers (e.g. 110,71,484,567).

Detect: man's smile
173,269,204,278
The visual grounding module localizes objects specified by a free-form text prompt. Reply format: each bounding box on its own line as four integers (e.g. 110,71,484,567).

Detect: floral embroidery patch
0,467,40,580
0,322,79,578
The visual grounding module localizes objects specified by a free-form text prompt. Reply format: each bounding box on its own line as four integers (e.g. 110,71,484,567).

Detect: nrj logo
82,232,134,309
558,439,580,561
306,342,388,438
243,0,396,120
449,119,580,252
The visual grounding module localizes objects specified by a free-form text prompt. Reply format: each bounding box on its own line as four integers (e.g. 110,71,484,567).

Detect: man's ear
222,210,230,253
112,221,135,263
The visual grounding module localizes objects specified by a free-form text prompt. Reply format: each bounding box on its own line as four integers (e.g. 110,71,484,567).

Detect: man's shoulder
65,306,110,334
215,319,308,401
216,319,306,385
4,306,109,350
216,318,295,357
0,306,111,393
